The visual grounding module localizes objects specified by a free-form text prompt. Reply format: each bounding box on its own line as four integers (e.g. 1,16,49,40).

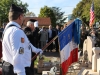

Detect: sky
21,0,82,17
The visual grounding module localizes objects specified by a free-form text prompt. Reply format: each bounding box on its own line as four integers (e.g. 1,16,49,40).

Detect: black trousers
2,61,33,75
25,67,33,75
30,60,35,75
55,38,59,52
47,38,53,51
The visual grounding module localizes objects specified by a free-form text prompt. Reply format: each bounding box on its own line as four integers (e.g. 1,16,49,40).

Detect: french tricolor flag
58,19,81,75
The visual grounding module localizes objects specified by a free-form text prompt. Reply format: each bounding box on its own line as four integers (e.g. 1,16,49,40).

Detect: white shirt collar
5,21,21,29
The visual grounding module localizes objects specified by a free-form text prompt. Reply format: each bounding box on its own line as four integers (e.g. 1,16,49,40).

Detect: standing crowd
79,25,100,56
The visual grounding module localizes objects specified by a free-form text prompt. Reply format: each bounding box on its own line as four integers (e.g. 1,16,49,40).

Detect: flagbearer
2,4,43,75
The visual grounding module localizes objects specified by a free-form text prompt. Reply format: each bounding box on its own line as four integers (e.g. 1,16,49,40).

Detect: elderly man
23,19,38,75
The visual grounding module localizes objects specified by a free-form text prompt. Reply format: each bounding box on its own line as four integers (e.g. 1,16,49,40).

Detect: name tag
19,47,24,54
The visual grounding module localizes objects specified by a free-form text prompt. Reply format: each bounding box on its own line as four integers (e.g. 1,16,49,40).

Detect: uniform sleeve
30,43,43,54
10,30,25,75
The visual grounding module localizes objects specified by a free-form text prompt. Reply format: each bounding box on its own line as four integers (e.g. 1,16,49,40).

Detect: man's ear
18,15,21,20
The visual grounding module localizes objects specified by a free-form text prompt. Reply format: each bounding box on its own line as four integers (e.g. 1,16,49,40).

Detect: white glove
17,72,25,75
37,49,43,55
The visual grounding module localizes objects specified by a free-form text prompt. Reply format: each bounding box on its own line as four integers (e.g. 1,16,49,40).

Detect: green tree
39,6,67,27
38,6,56,27
72,0,100,27
25,12,36,17
0,0,28,26
51,7,67,26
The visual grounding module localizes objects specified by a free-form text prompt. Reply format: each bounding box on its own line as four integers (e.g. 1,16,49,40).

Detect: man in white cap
32,20,40,48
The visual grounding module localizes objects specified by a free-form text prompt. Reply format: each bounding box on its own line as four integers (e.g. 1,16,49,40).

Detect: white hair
27,21,34,26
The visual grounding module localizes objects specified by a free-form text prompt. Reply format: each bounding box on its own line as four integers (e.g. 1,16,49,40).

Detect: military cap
9,4,24,13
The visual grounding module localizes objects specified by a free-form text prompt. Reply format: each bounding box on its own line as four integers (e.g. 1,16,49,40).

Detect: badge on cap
19,47,24,54
21,38,24,43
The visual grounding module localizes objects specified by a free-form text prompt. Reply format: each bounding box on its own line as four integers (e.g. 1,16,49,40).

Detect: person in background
63,23,67,29
39,26,48,49
61,26,63,31
79,26,87,56
47,25,55,52
2,4,43,75
0,23,7,39
33,21,40,48
23,19,38,75
96,27,100,47
55,25,61,52
0,23,7,61
90,29,97,46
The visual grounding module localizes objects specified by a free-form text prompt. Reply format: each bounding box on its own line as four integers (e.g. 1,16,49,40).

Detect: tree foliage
25,12,36,17
0,0,28,26
72,0,100,26
38,6,56,27
38,6,66,27
51,7,67,26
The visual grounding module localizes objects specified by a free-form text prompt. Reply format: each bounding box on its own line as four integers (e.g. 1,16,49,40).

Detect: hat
34,21,38,27
28,19,38,27
9,4,24,13
28,19,37,22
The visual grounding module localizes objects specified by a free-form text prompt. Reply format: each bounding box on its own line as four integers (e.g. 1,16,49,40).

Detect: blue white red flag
58,19,81,75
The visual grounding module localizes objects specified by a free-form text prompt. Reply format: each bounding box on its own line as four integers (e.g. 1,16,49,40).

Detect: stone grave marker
87,36,94,63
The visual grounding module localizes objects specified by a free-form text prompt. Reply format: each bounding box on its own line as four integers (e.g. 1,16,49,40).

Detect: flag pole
58,37,62,75
31,35,58,61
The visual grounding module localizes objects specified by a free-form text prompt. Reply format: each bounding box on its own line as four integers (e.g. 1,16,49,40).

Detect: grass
34,55,50,67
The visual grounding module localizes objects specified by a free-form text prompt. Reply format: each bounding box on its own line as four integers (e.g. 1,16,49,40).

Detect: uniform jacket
2,21,41,75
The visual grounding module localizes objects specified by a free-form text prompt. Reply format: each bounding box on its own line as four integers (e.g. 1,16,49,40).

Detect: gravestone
86,36,94,63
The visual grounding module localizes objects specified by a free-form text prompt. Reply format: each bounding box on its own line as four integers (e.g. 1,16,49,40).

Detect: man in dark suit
23,19,38,75
33,23,40,48
47,25,55,52
55,25,61,52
